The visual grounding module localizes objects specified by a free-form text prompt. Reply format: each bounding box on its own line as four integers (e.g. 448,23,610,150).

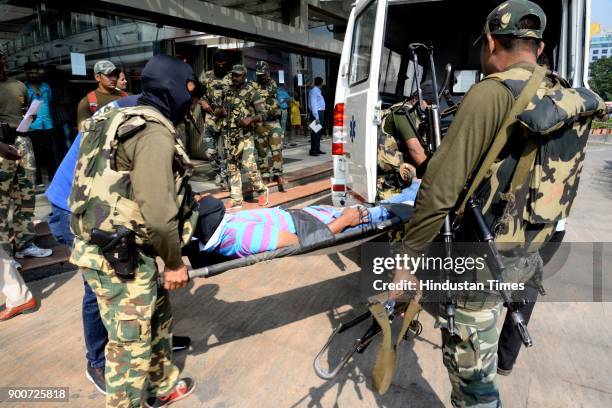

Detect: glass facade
1,2,334,158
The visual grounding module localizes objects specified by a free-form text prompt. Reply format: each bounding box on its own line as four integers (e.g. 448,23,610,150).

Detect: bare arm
276,231,300,248
274,207,369,249
327,207,369,234
405,138,427,167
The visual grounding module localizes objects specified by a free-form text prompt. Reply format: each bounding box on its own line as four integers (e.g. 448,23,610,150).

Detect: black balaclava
195,195,226,244
137,54,196,125
212,51,229,78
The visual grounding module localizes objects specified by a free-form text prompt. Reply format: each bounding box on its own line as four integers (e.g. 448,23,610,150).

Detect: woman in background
290,97,302,136
116,71,128,93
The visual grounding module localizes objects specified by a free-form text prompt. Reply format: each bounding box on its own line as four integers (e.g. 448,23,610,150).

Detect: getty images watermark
370,252,525,292
357,242,612,302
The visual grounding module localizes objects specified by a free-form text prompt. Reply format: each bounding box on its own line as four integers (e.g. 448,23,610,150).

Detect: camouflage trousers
225,131,266,205
254,121,284,179
439,303,503,408
81,254,179,408
204,122,228,185
0,135,36,252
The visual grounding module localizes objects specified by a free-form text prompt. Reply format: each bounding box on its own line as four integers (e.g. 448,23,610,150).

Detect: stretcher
187,202,414,279
185,201,420,385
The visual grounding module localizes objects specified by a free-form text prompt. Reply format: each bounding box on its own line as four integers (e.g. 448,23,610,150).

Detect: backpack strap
456,64,547,217
87,91,98,114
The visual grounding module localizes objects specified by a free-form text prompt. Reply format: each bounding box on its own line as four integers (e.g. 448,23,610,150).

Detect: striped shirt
213,208,296,258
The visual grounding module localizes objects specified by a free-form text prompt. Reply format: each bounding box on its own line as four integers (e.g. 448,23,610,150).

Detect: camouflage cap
93,60,119,75
474,0,546,45
255,61,269,75
230,64,246,75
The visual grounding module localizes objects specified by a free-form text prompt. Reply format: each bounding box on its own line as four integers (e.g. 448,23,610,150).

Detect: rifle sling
371,299,421,395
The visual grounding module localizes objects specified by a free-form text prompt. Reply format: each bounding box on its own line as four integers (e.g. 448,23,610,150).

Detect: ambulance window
403,62,423,97
452,70,479,94
380,47,402,94
349,1,377,86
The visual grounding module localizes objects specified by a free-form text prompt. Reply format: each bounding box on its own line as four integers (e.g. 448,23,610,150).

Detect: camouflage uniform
0,77,36,253
221,68,267,205
200,70,232,185
446,67,602,407
377,101,420,201
253,67,283,179
398,2,606,406
69,106,197,407
0,135,36,253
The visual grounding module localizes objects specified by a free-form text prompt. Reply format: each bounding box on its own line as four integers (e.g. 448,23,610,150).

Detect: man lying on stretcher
190,181,420,259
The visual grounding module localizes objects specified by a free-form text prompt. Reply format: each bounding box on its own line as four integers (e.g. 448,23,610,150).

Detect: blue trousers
48,204,107,368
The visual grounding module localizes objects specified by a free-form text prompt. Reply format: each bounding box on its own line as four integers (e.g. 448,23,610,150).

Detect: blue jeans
82,277,108,368
47,204,74,247
333,182,421,234
48,204,107,368
280,109,288,134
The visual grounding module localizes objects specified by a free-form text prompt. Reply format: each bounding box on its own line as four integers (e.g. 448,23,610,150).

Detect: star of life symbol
349,116,356,143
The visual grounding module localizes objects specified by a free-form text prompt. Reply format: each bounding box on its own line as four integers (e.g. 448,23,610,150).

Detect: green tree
589,57,612,101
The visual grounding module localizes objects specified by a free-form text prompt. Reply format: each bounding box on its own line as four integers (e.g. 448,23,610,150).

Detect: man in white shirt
308,77,326,156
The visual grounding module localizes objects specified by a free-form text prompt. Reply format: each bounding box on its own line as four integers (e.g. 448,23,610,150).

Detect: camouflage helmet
230,64,246,75
255,61,270,75
474,0,546,45
93,60,119,75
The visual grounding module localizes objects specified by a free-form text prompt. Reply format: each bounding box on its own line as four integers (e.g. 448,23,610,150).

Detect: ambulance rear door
341,0,388,204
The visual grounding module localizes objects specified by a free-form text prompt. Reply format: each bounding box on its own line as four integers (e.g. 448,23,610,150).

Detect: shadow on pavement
172,245,443,407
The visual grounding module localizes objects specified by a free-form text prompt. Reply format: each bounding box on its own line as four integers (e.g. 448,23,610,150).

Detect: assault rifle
409,43,458,335
314,299,422,379
463,198,533,347
223,97,232,144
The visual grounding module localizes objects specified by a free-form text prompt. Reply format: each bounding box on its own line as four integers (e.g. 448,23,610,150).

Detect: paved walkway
1,143,612,407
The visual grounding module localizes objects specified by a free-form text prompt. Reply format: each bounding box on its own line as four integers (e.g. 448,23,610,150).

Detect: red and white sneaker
145,378,196,408
258,188,269,207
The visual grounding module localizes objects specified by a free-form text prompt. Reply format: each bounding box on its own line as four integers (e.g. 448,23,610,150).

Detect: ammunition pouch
0,123,17,145
90,226,138,281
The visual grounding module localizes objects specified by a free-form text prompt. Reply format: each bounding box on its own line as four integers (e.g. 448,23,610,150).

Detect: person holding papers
308,76,326,156
0,50,51,259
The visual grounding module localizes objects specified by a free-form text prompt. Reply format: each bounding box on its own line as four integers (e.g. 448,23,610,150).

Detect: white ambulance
331,0,593,206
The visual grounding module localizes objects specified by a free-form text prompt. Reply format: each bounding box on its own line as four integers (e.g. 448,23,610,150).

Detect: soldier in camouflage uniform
200,52,232,189
0,50,51,259
388,2,606,406
69,55,198,408
217,64,268,209
376,82,433,201
252,61,286,189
